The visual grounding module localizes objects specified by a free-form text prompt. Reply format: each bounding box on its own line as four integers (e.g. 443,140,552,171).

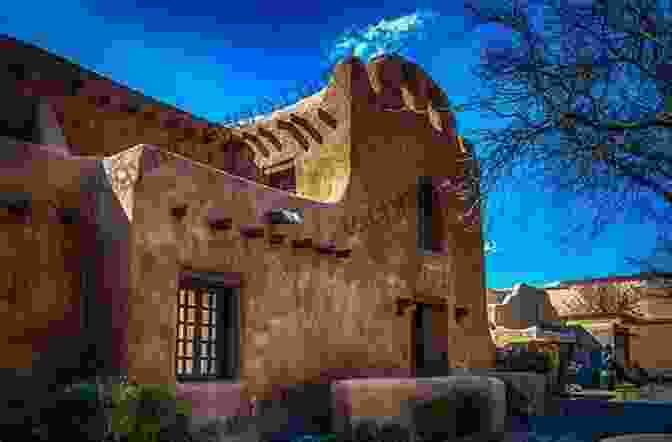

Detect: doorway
614,331,630,368
413,302,449,377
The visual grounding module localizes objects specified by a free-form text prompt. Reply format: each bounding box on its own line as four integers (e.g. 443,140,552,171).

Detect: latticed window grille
176,280,238,381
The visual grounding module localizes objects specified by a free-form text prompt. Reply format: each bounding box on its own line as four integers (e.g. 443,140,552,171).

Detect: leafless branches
459,0,672,274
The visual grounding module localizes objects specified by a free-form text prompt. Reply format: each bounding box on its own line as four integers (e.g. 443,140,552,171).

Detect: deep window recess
176,280,239,381
417,176,446,253
268,166,297,193
0,90,38,143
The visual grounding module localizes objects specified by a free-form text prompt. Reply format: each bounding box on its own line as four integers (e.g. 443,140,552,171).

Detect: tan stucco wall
629,322,672,370
639,295,672,319
0,42,495,404
488,290,561,330
0,191,81,369
126,55,494,399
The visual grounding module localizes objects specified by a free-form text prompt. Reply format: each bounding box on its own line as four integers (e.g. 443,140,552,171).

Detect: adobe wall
1,34,260,182
637,294,672,319
129,147,417,400
0,39,495,409
126,55,494,407
0,196,81,369
489,291,561,330
0,138,86,370
629,322,672,370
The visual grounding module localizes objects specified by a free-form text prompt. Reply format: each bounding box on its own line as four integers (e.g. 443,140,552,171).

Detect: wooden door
413,303,449,377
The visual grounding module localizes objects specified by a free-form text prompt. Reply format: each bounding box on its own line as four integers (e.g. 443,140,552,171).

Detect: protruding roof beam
289,114,323,144
317,108,337,129
257,127,283,152
276,120,310,152
241,132,270,158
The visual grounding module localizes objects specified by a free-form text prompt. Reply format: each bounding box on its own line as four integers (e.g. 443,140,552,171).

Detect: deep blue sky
1,0,661,288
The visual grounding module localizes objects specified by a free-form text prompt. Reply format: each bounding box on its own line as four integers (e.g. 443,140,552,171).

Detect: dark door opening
614,332,630,368
413,303,449,377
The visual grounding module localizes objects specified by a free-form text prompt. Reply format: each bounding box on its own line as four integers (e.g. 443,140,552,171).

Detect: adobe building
546,274,672,371
487,283,561,330
490,274,672,371
0,34,495,418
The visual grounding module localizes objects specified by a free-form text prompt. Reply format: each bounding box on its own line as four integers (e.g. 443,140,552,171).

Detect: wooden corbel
315,242,336,255
240,225,265,238
208,217,233,231
269,233,285,245
396,297,416,316
455,306,470,323
171,204,188,220
334,249,352,259
291,238,313,249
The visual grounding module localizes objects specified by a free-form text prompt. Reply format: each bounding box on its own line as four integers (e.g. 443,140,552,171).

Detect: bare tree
456,0,672,275
559,282,646,316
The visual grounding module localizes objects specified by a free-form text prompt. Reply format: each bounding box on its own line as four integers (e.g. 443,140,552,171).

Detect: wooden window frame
175,278,239,382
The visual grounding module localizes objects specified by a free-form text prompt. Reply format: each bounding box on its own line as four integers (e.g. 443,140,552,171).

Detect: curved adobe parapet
364,54,457,136
2,33,462,204
233,54,461,204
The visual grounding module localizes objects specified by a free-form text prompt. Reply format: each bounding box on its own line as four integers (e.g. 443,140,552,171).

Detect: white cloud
484,240,498,255
328,10,440,63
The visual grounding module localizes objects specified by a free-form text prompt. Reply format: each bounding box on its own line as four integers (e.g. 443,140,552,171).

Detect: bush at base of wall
110,381,194,442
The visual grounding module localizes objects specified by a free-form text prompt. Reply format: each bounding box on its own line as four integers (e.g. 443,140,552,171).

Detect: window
0,66,39,143
0,92,38,143
417,176,446,253
176,279,239,381
269,166,296,193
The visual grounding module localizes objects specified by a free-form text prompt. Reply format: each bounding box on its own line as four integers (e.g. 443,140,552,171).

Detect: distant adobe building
489,273,672,371
0,34,494,418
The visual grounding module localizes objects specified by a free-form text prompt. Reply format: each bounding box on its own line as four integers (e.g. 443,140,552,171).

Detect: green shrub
110,382,193,442
428,397,451,418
